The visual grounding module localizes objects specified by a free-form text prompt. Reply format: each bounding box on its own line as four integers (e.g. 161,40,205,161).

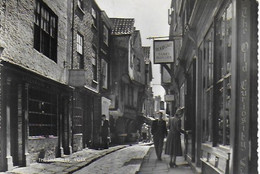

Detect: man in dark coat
151,112,168,160
100,115,110,149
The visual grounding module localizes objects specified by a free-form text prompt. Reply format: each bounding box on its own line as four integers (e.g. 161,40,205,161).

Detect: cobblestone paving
3,145,127,174
74,144,151,174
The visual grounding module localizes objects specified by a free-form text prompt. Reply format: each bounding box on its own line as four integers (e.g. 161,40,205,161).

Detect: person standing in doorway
151,112,168,160
100,114,110,149
165,107,185,167
141,123,148,142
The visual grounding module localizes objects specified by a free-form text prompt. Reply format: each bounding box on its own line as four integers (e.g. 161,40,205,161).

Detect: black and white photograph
0,0,258,174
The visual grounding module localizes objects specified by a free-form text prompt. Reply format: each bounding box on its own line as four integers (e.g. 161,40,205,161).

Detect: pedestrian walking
165,107,186,168
99,114,110,149
151,112,168,160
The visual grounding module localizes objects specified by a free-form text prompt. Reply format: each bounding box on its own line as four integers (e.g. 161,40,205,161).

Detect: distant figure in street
136,130,140,143
141,123,148,142
165,107,185,168
151,112,167,160
100,115,110,149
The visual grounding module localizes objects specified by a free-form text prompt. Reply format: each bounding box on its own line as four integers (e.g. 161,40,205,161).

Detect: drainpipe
70,0,75,152
71,0,75,69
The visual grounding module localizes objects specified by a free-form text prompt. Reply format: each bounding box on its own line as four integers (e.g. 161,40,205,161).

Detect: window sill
201,143,231,160
102,86,108,90
73,133,83,136
216,73,231,84
29,135,58,140
92,24,98,31
92,80,98,84
77,5,85,15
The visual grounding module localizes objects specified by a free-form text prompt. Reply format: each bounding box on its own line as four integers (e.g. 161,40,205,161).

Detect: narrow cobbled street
0,0,257,174
74,144,151,174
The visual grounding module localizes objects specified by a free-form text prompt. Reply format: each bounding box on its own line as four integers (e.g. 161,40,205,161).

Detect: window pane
92,47,97,80
101,59,108,89
28,88,57,137
78,0,83,9
34,0,58,62
77,33,83,55
103,25,108,45
215,3,232,145
92,8,96,19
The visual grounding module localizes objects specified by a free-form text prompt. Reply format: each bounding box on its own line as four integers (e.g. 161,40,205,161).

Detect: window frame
28,87,57,137
77,33,84,69
136,58,141,72
34,0,58,62
213,3,232,146
92,46,98,81
92,8,97,28
201,2,232,147
101,59,108,89
103,25,109,46
77,0,83,10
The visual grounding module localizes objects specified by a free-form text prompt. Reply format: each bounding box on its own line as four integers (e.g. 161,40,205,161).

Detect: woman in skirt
165,107,186,167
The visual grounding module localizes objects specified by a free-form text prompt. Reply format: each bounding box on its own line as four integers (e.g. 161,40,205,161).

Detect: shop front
0,61,73,171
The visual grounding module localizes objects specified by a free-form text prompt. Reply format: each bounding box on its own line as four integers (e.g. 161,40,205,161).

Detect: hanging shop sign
164,94,174,102
154,40,174,64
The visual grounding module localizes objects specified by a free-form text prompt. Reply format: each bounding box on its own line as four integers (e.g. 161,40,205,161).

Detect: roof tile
110,18,135,35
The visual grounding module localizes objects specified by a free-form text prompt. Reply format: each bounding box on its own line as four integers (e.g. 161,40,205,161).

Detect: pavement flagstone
137,146,195,174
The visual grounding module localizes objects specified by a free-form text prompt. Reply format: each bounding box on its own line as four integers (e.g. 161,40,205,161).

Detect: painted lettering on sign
154,40,174,64
238,2,250,174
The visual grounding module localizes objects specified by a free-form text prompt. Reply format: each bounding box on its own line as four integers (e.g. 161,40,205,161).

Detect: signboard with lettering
154,40,174,64
165,95,174,102
237,0,251,173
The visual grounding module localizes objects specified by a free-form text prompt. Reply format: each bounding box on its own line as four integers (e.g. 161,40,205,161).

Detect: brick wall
0,0,69,84
28,137,59,163
72,0,100,90
73,134,83,152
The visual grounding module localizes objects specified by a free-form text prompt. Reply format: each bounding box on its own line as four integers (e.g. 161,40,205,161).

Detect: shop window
202,3,232,146
202,26,214,143
124,85,128,105
121,83,125,102
180,83,185,129
73,92,83,134
101,59,108,89
77,33,84,69
214,3,232,146
34,0,58,62
28,88,57,137
137,58,141,72
128,86,134,106
73,108,83,134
